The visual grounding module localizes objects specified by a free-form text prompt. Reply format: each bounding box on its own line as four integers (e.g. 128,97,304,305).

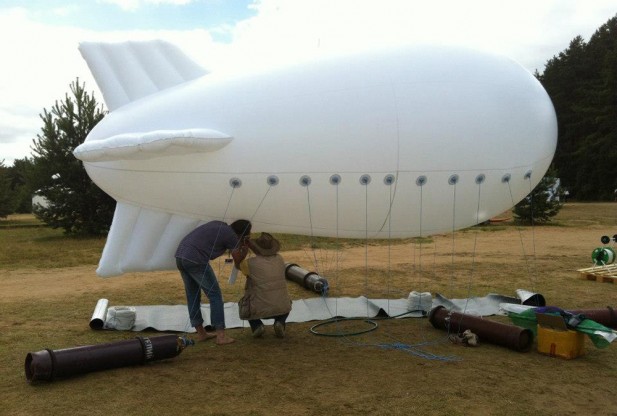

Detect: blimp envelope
74,40,557,277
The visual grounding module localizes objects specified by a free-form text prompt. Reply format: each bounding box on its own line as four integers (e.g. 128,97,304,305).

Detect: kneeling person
238,233,292,338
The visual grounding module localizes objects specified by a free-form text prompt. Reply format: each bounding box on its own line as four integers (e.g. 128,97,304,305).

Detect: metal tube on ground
89,298,109,329
284,263,329,295
571,307,617,329
428,305,533,352
515,289,546,307
25,334,193,383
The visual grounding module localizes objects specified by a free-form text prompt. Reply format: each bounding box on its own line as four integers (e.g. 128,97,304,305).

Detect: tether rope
301,181,321,274
334,177,340,318
459,178,483,319
449,181,458,297
364,177,369,318
505,177,537,292
387,179,393,311
307,174,458,362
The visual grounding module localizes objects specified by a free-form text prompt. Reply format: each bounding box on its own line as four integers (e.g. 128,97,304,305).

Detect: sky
0,0,616,166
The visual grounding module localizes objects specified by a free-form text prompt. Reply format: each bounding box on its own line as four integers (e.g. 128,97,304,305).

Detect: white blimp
74,40,557,277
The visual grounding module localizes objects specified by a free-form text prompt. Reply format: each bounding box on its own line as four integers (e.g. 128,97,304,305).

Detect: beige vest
243,254,292,319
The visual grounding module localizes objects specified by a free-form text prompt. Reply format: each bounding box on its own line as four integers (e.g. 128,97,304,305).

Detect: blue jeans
176,258,226,330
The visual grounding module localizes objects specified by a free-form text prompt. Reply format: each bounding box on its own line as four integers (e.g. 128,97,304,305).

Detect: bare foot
194,325,217,342
216,335,235,345
195,332,216,342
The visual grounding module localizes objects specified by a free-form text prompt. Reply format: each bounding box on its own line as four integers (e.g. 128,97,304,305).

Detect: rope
448,182,457,297
525,174,539,285
310,317,379,337
364,178,369,317
304,174,457,362
334,177,340,317
309,299,459,361
302,182,321,274
463,180,483,309
443,180,458,341
386,180,393,311
249,185,273,221
506,180,536,292
417,180,424,286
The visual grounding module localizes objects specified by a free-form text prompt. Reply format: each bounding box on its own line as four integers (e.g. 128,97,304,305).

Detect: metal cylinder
571,307,617,329
285,263,329,294
25,335,192,383
428,305,533,352
516,289,546,307
89,298,109,329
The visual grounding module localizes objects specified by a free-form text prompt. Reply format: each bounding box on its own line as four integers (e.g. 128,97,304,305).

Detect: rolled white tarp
105,306,137,330
89,298,136,330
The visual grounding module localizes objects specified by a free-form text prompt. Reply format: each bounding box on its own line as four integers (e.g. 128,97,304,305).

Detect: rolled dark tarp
429,305,533,352
25,334,192,383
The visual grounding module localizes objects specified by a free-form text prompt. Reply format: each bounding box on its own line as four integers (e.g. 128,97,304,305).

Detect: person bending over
175,219,251,344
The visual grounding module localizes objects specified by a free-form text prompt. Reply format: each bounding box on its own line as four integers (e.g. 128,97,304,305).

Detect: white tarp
90,290,541,333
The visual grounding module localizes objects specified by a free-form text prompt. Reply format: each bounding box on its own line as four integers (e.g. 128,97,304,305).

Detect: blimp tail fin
74,128,232,162
79,40,207,111
97,202,203,277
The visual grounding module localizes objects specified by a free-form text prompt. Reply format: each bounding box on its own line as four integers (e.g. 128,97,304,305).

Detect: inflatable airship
74,40,557,277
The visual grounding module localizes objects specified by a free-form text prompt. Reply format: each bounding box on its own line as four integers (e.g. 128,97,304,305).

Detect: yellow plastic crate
537,325,585,359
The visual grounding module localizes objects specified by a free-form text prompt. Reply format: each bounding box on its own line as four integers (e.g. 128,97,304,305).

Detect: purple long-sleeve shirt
175,221,239,264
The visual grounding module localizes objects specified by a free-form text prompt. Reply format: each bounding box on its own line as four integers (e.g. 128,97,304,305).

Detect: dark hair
230,219,252,239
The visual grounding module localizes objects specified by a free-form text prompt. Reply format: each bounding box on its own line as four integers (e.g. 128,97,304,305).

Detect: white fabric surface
90,291,539,332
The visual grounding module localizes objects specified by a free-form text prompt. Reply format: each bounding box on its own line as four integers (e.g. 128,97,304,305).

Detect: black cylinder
428,306,533,352
25,335,191,383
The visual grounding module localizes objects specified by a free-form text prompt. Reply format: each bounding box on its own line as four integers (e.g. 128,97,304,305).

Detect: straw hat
248,232,280,256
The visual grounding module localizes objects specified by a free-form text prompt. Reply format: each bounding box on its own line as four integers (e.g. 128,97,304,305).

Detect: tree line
538,14,617,201
1,14,615,232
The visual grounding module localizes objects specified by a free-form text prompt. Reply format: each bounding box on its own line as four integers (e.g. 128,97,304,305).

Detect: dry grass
1,203,617,416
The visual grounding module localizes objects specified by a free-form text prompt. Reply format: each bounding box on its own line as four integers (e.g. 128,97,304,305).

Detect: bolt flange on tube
285,263,329,295
25,334,193,383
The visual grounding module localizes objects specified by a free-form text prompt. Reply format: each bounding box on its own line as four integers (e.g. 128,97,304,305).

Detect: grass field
1,203,616,416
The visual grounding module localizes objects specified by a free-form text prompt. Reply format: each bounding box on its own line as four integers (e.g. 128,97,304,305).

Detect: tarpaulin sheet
90,290,540,333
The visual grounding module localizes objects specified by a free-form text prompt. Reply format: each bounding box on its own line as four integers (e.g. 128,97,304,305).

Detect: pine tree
513,167,564,224
7,158,35,213
0,160,15,218
30,79,115,235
